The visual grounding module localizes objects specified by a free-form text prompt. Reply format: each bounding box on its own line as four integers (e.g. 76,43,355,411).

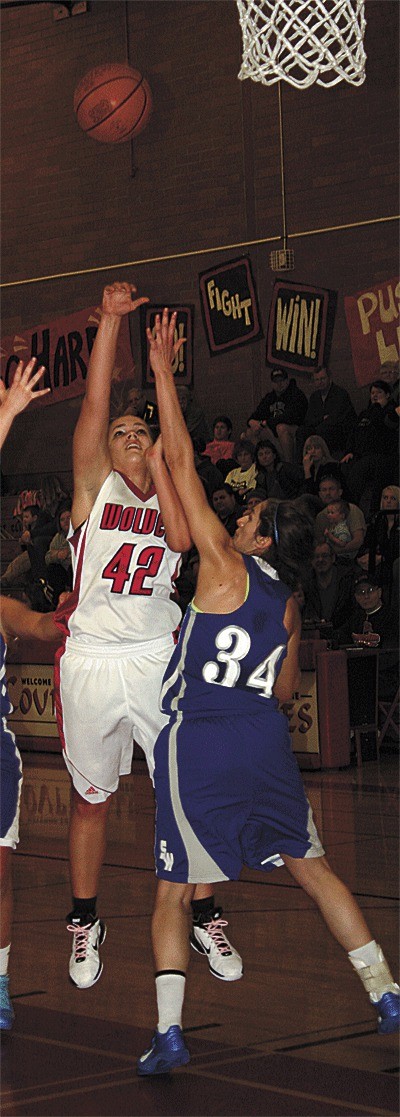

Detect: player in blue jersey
137,309,399,1076
0,358,58,1031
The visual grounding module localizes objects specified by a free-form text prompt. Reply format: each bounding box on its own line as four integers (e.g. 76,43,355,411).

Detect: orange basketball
74,62,152,143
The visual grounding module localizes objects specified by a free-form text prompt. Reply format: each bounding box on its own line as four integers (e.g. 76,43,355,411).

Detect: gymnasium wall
1,0,399,481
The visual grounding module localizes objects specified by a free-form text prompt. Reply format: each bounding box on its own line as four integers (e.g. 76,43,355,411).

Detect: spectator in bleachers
303,540,354,633
44,499,72,604
246,367,307,462
340,381,399,514
297,366,356,460
254,440,302,499
225,440,259,502
211,483,241,537
176,385,211,445
378,360,399,409
336,574,399,704
192,439,224,503
314,473,366,560
363,485,400,602
204,415,235,466
300,435,335,494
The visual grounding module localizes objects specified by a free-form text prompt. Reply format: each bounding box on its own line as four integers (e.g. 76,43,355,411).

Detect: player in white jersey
55,282,242,990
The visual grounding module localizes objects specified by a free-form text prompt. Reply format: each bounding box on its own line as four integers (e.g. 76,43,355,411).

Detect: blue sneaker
0,975,14,1031
137,1025,190,1076
375,991,400,1035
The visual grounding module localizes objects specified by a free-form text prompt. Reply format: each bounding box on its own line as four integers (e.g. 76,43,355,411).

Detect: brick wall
1,0,398,479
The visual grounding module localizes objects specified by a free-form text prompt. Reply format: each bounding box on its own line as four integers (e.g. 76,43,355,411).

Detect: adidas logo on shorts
85,786,98,795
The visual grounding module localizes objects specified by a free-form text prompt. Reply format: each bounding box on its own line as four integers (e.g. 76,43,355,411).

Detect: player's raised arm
0,595,60,645
0,358,49,449
72,281,149,524
145,435,192,554
147,309,232,559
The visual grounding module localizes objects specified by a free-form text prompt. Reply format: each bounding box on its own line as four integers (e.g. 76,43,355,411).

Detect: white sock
348,941,398,1002
155,972,186,1034
348,940,382,967
0,944,11,977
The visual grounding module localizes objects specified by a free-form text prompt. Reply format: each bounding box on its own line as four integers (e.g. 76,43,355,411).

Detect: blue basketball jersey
160,555,291,717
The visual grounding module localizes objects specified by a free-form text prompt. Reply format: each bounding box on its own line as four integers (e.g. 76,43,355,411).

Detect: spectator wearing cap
297,366,356,460
242,486,268,512
314,474,366,559
336,573,398,701
246,367,307,463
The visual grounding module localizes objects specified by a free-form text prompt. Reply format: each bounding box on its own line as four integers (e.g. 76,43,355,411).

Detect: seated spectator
378,360,399,409
246,367,307,462
297,366,356,460
44,499,72,603
1,503,55,588
204,415,235,465
242,486,268,512
324,499,352,547
211,483,241,537
314,474,366,559
340,381,399,513
225,440,258,502
109,380,159,427
303,540,354,632
125,385,159,428
363,484,400,601
192,439,224,504
335,572,398,701
254,440,303,499
300,435,335,494
176,386,211,444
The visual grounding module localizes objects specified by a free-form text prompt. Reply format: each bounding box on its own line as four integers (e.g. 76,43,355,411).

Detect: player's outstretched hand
147,308,185,379
101,281,149,318
0,357,49,418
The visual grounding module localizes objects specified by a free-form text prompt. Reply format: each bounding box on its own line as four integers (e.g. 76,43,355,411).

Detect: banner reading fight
266,279,337,374
0,306,134,406
344,277,400,387
199,257,262,354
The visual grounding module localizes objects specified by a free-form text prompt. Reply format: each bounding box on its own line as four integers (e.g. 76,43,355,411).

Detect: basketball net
237,0,367,89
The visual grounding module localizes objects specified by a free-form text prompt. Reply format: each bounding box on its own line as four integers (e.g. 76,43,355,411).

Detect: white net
237,0,367,89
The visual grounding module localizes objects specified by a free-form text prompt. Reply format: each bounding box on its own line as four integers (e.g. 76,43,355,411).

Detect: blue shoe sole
137,1046,190,1076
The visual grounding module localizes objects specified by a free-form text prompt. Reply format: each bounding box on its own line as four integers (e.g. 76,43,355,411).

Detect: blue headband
273,504,280,546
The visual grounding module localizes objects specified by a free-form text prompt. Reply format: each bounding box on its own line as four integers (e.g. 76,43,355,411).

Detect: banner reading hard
0,306,134,405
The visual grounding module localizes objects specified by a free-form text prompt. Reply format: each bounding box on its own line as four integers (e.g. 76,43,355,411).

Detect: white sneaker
190,908,243,981
67,917,107,989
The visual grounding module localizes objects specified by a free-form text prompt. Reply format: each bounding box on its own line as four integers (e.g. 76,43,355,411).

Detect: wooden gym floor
1,750,399,1117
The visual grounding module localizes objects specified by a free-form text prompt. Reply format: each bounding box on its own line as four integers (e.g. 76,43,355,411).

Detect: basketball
73,62,152,143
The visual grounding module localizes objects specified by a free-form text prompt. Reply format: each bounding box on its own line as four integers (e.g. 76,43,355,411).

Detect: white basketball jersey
65,470,182,646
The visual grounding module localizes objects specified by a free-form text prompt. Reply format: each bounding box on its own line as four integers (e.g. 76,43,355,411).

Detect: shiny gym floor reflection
1,751,399,1116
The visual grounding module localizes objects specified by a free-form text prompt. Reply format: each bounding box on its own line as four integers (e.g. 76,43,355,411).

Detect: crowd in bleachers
1,360,399,677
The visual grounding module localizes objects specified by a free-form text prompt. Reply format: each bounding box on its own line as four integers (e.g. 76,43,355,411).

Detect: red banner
344,277,400,387
0,306,134,406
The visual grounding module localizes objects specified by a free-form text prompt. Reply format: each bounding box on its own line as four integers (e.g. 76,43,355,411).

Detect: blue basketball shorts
1,721,23,848
153,707,324,883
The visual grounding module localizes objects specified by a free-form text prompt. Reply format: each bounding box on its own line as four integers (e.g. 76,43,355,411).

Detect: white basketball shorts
56,634,174,802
